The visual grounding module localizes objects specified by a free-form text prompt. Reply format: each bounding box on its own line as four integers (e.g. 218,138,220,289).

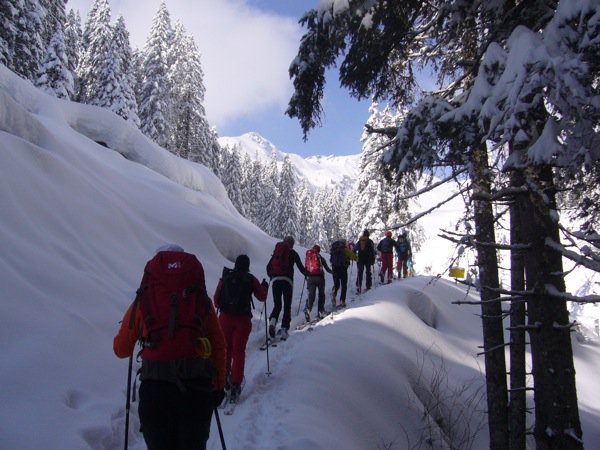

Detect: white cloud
67,0,302,128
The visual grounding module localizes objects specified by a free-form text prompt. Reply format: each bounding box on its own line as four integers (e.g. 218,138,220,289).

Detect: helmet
385,230,392,238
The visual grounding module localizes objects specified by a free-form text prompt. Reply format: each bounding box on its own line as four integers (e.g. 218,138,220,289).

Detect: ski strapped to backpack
134,251,216,390
267,241,292,277
305,246,322,276
217,267,254,316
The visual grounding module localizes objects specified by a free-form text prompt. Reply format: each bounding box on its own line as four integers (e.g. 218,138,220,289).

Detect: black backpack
218,267,254,316
330,241,346,269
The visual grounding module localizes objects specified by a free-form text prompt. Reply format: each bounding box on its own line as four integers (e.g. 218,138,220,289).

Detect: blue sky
67,0,372,158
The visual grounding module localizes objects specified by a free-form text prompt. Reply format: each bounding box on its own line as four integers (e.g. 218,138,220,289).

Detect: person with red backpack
213,254,268,404
377,230,396,284
266,236,308,340
113,244,227,450
303,244,333,321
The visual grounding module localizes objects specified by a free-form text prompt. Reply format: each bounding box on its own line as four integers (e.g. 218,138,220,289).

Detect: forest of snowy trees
287,1,600,449
0,0,417,249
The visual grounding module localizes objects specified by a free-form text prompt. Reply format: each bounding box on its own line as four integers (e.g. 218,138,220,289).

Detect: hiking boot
304,307,311,322
356,286,361,294
331,287,337,305
318,310,327,319
269,318,276,338
230,384,242,403
340,300,346,308
379,273,384,283
280,328,289,341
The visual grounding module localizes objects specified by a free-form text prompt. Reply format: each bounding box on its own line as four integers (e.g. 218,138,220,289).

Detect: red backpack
134,251,215,384
305,246,322,275
267,241,292,277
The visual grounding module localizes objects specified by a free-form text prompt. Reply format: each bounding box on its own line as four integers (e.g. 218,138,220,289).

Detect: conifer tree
64,9,82,95
93,15,139,125
296,178,314,246
275,155,299,239
10,0,46,81
138,1,173,149
220,145,245,216
169,21,212,160
77,0,112,103
35,30,73,99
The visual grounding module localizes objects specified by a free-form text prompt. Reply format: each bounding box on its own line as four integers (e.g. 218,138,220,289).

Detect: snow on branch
545,282,600,304
545,237,600,274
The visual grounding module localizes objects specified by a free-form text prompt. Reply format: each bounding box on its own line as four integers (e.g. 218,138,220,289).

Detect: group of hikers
112,230,412,449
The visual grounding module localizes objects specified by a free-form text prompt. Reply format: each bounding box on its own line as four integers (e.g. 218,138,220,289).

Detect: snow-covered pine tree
220,144,245,216
0,0,17,68
8,0,46,82
77,0,112,103
91,15,139,125
168,21,212,160
240,153,260,224
64,9,82,96
35,30,74,99
349,102,407,236
275,155,299,239
296,178,314,247
40,0,67,50
258,150,279,236
138,1,173,149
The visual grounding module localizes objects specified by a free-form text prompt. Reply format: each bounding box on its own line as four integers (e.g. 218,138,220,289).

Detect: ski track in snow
211,271,384,449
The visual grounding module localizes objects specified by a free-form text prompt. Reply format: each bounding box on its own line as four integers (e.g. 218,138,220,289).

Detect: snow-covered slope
1,65,599,450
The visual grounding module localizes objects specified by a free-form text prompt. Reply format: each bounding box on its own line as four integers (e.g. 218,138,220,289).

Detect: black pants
138,380,214,450
332,266,348,302
270,279,294,329
306,275,326,312
356,260,372,290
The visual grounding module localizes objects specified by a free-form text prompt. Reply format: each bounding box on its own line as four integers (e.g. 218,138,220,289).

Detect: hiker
303,244,333,321
377,230,396,284
330,239,358,308
113,244,227,450
266,236,308,340
353,229,376,293
213,254,268,403
396,230,413,278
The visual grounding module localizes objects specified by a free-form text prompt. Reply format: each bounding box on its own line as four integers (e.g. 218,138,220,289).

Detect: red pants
397,255,409,278
218,313,252,385
379,252,394,282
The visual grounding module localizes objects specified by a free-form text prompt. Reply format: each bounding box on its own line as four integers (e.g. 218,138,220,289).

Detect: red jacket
114,290,227,390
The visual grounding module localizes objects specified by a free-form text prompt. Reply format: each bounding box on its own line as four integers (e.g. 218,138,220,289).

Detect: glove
213,389,226,407
261,279,268,289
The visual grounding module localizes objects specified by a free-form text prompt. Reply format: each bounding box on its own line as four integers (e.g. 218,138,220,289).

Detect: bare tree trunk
471,142,509,450
521,165,583,449
509,167,527,450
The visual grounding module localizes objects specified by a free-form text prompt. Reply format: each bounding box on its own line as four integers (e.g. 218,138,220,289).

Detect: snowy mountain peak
218,132,361,190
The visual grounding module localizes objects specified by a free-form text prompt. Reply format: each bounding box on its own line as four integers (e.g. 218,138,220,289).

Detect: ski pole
124,352,133,450
263,300,272,376
214,407,227,450
296,277,307,315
